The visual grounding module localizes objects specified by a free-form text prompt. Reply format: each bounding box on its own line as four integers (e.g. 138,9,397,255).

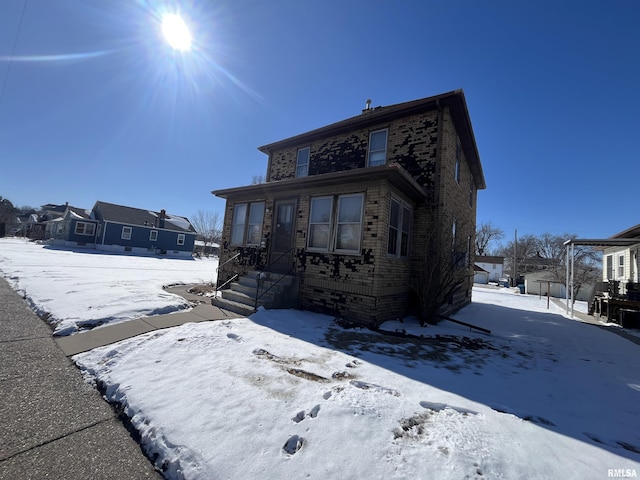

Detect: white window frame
121,226,132,240
177,233,185,246
367,129,388,167
618,254,625,278
387,197,412,258
307,193,364,255
149,230,158,241
296,147,310,178
308,196,333,251
75,221,95,236
230,201,265,246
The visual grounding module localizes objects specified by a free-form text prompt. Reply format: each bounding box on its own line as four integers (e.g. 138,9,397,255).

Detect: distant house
48,201,197,257
474,256,504,282
473,264,490,284
213,90,486,325
602,224,640,297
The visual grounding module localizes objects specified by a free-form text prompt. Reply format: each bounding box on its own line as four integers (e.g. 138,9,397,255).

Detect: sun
161,14,192,51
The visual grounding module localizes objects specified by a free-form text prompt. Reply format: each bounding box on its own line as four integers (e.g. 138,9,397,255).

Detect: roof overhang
563,238,640,248
212,164,428,202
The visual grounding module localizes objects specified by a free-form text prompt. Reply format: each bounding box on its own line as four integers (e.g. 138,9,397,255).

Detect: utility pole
513,229,518,287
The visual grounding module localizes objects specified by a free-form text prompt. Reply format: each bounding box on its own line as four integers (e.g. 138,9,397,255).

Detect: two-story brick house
212,89,485,326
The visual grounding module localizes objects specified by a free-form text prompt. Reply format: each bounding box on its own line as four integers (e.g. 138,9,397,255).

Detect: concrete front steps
212,270,298,317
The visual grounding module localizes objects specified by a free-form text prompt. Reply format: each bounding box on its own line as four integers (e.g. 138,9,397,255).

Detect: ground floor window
121,226,132,240
75,221,95,236
307,193,363,254
387,197,411,257
177,234,185,245
231,201,265,246
150,230,158,241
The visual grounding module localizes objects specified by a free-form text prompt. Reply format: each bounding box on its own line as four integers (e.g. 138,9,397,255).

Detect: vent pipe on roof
362,99,372,114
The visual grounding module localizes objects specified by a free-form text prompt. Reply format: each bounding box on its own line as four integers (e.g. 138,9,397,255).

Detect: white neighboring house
602,224,640,296
473,264,490,284
474,256,504,283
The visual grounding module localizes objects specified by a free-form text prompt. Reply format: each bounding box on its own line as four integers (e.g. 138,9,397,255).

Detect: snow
1,237,639,479
0,238,217,335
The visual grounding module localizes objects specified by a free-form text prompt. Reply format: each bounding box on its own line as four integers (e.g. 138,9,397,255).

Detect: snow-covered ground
1,238,639,479
0,238,217,335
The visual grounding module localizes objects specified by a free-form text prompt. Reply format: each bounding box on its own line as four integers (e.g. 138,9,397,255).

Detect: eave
212,164,429,203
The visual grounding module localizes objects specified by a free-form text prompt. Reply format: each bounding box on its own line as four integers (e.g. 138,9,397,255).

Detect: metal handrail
254,247,296,309
215,252,241,294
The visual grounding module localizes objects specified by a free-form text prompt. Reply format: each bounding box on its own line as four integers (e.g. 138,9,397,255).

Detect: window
307,194,364,254
149,230,158,241
367,129,387,167
387,198,411,257
336,195,363,252
230,202,265,246
308,197,332,250
606,255,613,279
75,221,95,236
121,226,132,240
296,147,310,178
618,255,625,277
177,234,185,246
455,139,461,184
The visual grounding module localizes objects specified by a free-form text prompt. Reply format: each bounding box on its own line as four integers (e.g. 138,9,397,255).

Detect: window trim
387,197,412,258
121,226,132,240
618,254,625,278
230,201,265,247
307,193,364,255
75,221,95,237
177,233,185,246
296,147,310,178
367,129,388,167
149,230,158,241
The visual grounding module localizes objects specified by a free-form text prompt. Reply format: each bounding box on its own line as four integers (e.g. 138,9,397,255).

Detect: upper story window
149,230,158,241
231,201,265,246
296,147,310,177
455,139,462,184
121,226,132,240
388,197,411,257
75,221,95,236
606,254,613,279
307,194,364,254
367,129,387,167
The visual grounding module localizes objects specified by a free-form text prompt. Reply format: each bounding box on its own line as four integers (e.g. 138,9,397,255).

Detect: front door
269,199,296,273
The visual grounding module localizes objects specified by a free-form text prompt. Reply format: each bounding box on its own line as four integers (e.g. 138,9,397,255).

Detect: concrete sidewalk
54,288,238,356
0,277,162,479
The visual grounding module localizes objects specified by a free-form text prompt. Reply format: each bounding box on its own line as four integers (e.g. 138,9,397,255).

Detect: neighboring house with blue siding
47,201,196,257
48,206,98,246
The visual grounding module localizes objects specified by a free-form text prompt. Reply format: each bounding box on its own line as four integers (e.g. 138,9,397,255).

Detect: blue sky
1,0,638,243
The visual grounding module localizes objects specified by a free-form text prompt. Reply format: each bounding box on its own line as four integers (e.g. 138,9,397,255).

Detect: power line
0,0,29,110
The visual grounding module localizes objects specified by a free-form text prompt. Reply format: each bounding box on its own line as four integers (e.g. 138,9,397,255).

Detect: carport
563,237,639,319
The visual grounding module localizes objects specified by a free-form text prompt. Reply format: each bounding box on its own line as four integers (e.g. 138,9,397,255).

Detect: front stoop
212,271,298,316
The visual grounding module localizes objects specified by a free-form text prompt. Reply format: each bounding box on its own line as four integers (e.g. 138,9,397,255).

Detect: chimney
159,209,167,229
362,99,372,114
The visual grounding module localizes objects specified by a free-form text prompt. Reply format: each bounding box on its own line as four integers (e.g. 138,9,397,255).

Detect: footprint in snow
226,333,242,342
283,435,304,455
291,405,321,423
350,380,400,397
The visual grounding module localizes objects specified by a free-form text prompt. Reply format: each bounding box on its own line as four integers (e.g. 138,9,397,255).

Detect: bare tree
475,221,504,256
191,210,221,255
410,208,473,326
251,174,266,184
